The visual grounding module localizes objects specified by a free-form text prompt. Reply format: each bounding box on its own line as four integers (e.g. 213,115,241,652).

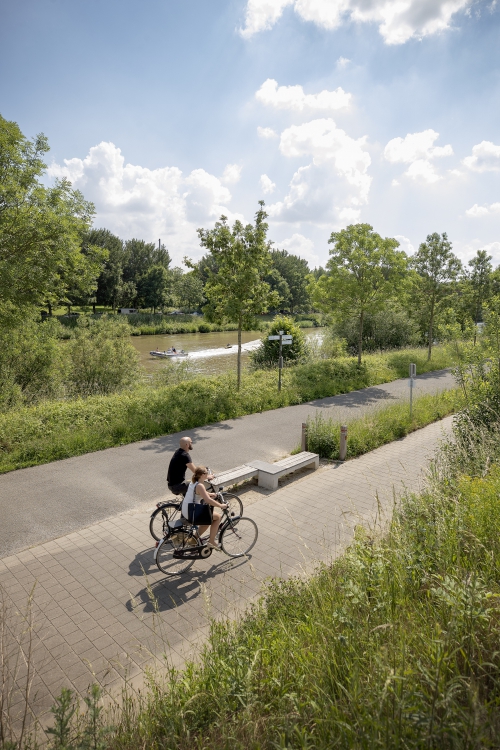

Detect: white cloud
336,56,350,68
463,141,500,172
257,126,279,139
394,234,415,255
384,129,453,183
465,202,500,217
260,174,276,194
240,0,472,44
268,118,371,222
255,78,351,111
280,232,320,266
221,163,242,184
48,141,237,264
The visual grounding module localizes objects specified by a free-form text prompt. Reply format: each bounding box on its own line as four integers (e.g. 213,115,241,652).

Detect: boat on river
150,349,189,358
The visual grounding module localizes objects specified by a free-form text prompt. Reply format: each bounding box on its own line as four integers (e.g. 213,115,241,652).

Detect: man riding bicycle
167,436,214,497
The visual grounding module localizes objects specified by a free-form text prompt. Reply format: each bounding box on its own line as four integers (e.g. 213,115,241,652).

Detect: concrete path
0,369,454,558
0,417,453,727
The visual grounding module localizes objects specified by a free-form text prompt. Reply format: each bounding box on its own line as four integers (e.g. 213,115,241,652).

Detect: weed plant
0,347,454,472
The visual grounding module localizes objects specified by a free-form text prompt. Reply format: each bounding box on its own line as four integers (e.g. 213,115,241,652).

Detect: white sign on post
268,335,280,341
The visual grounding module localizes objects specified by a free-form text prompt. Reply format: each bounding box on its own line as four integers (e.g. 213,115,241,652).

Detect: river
130,328,321,376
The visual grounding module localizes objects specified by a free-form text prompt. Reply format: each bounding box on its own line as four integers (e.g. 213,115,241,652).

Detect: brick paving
0,417,453,726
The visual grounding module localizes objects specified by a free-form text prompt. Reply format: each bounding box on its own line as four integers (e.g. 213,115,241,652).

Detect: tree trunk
237,315,242,390
92,302,96,315
47,302,52,316
357,310,364,366
427,297,435,361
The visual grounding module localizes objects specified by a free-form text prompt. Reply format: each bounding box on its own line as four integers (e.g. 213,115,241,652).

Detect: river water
130,328,321,376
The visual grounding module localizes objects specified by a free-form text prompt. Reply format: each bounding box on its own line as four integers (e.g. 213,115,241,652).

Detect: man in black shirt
167,436,197,497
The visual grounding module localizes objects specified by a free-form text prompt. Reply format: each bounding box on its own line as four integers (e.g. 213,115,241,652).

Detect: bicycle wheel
221,492,243,519
156,532,195,575
220,517,258,557
149,503,180,541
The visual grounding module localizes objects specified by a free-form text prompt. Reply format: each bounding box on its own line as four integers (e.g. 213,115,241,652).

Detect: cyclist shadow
126,549,252,615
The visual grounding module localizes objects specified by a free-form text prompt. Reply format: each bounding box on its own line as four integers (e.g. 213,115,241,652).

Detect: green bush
250,315,306,368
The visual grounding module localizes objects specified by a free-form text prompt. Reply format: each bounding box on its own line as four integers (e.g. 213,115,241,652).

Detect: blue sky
1,0,499,268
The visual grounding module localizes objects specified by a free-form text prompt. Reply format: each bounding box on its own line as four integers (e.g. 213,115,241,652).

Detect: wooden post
339,425,348,461
301,423,308,451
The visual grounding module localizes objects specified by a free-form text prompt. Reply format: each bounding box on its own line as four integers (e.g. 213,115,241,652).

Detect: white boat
150,349,189,358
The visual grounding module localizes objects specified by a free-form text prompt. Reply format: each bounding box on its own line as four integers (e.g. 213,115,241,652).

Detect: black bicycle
154,504,258,575
149,472,244,542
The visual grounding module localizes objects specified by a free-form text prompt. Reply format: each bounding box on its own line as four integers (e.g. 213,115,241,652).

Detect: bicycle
149,471,244,541
154,504,258,575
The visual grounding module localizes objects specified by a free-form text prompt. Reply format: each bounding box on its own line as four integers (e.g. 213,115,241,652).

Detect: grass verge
0,346,453,473
307,388,462,460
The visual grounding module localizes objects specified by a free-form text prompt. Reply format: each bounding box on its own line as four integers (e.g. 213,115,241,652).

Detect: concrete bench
212,464,258,488
247,451,319,491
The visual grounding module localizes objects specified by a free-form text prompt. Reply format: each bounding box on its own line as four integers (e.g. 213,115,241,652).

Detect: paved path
0,369,454,557
0,417,453,727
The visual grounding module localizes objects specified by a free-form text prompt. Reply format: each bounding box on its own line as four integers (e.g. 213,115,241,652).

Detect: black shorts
168,482,189,497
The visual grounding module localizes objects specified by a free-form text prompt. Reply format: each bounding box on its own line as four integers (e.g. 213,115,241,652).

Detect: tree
264,268,291,311
270,250,310,313
251,315,306,368
0,115,95,325
197,202,279,389
87,228,126,311
467,249,492,342
411,232,462,360
138,264,170,313
311,223,407,364
172,270,205,311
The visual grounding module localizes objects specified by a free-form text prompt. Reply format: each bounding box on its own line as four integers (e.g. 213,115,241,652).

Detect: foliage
269,249,310,313
0,345,454,472
333,301,420,354
250,315,306,368
0,115,96,324
171,269,205,311
65,316,140,397
197,202,279,388
137,264,170,313
410,232,462,360
311,223,408,364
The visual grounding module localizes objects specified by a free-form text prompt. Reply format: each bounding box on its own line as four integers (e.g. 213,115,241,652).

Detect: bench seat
247,451,319,490
213,464,258,489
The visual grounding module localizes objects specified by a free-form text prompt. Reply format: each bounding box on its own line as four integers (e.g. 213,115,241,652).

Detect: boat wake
188,339,261,360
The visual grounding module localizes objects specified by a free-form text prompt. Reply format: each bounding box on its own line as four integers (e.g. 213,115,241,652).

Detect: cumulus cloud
465,202,500,218
221,163,242,184
463,141,500,172
48,141,237,263
256,78,351,111
336,56,350,68
240,0,472,45
268,118,371,222
257,126,279,139
260,174,276,194
394,234,415,255
384,129,453,183
280,232,320,266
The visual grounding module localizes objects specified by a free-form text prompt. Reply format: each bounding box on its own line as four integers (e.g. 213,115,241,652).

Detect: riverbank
0,346,453,473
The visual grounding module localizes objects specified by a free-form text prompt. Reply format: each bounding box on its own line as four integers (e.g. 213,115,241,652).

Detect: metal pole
278,332,283,392
409,363,416,420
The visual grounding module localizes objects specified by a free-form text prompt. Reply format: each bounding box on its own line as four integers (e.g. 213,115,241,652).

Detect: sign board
282,340,292,345
409,363,416,378
282,336,292,341
268,335,280,340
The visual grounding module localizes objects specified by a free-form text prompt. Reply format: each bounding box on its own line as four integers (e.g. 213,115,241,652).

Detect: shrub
250,315,306,368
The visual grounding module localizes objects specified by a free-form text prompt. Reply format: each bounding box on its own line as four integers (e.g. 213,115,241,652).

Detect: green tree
411,232,462,360
87,228,126,311
311,223,407,364
467,249,492,342
138,264,170,313
172,270,205,312
264,268,291,311
270,250,310,313
251,315,305,368
0,115,95,324
197,202,279,389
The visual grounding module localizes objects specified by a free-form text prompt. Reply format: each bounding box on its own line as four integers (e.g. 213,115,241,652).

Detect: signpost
268,330,293,391
409,362,416,419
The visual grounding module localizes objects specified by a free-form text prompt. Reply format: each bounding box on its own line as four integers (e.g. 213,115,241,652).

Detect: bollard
301,422,308,451
339,424,348,461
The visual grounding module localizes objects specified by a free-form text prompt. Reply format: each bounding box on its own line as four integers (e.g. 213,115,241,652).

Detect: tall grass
307,389,462,460
0,347,454,473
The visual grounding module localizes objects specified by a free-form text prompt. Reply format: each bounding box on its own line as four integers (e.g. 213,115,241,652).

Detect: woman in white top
181,466,228,550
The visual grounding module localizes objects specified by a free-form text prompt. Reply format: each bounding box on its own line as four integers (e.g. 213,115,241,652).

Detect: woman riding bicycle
181,466,228,551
